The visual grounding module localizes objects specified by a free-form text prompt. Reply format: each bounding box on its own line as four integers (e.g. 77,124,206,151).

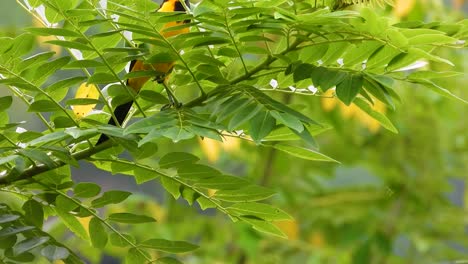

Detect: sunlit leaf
89,217,108,249
273,144,339,163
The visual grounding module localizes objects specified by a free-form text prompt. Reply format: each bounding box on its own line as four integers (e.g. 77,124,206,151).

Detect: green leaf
0,36,13,53
273,144,338,162
180,187,199,205
90,30,123,38
65,60,105,68
159,152,199,169
34,56,71,84
12,237,50,256
138,90,169,104
55,209,89,240
87,72,119,84
65,127,99,139
91,190,132,208
46,76,87,101
216,97,251,123
196,196,217,210
89,217,108,249
186,36,231,48
409,47,454,66
161,126,194,142
123,70,158,80
109,233,135,247
240,217,287,238
0,96,13,112
214,185,276,202
108,213,156,224
146,52,179,63
0,226,35,237
27,131,69,147
217,47,238,57
126,248,150,264
161,177,181,199
408,34,457,45
362,76,396,110
353,98,398,133
411,79,467,104
133,165,161,184
5,251,35,262
0,236,17,249
26,27,81,37
249,111,276,144
0,155,20,166
125,114,176,134
46,40,94,51
228,202,293,221
0,214,20,224
188,126,223,141
407,71,463,80
28,100,62,112
187,53,225,67
312,68,347,91
40,245,70,261
74,182,101,198
239,35,273,43
270,111,303,133
18,149,56,167
22,200,44,228
8,34,34,57
228,103,263,131
18,52,55,72
291,126,318,148
336,74,363,105
0,78,36,91
386,29,408,48
293,63,313,82
140,239,199,253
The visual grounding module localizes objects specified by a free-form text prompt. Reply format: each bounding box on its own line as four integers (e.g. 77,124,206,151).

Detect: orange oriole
97,0,190,144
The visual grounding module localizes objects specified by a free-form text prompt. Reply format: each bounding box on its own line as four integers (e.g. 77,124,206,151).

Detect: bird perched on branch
97,0,190,145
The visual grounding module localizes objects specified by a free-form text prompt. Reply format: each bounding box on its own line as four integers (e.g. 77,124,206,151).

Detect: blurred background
1,0,467,263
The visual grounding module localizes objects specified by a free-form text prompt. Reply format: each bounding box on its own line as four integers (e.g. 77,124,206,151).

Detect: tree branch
0,140,114,185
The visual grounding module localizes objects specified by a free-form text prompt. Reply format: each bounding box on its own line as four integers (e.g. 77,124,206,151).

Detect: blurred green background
1,0,467,263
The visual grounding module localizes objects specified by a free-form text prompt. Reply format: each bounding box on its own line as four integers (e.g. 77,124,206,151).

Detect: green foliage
0,0,466,263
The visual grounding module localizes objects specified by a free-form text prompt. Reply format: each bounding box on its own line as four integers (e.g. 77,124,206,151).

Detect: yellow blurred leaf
393,0,416,18
221,136,241,152
321,89,338,112
144,201,167,223
454,0,465,9
321,89,386,133
274,220,299,240
77,216,92,234
207,189,217,197
199,136,241,162
199,138,220,162
33,18,62,55
73,83,100,118
354,99,386,133
340,104,357,118
308,231,326,248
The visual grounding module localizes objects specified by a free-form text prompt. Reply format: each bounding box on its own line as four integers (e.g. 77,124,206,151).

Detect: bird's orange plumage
96,0,190,145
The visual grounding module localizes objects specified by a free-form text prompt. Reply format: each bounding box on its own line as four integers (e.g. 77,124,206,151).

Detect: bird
96,0,190,145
